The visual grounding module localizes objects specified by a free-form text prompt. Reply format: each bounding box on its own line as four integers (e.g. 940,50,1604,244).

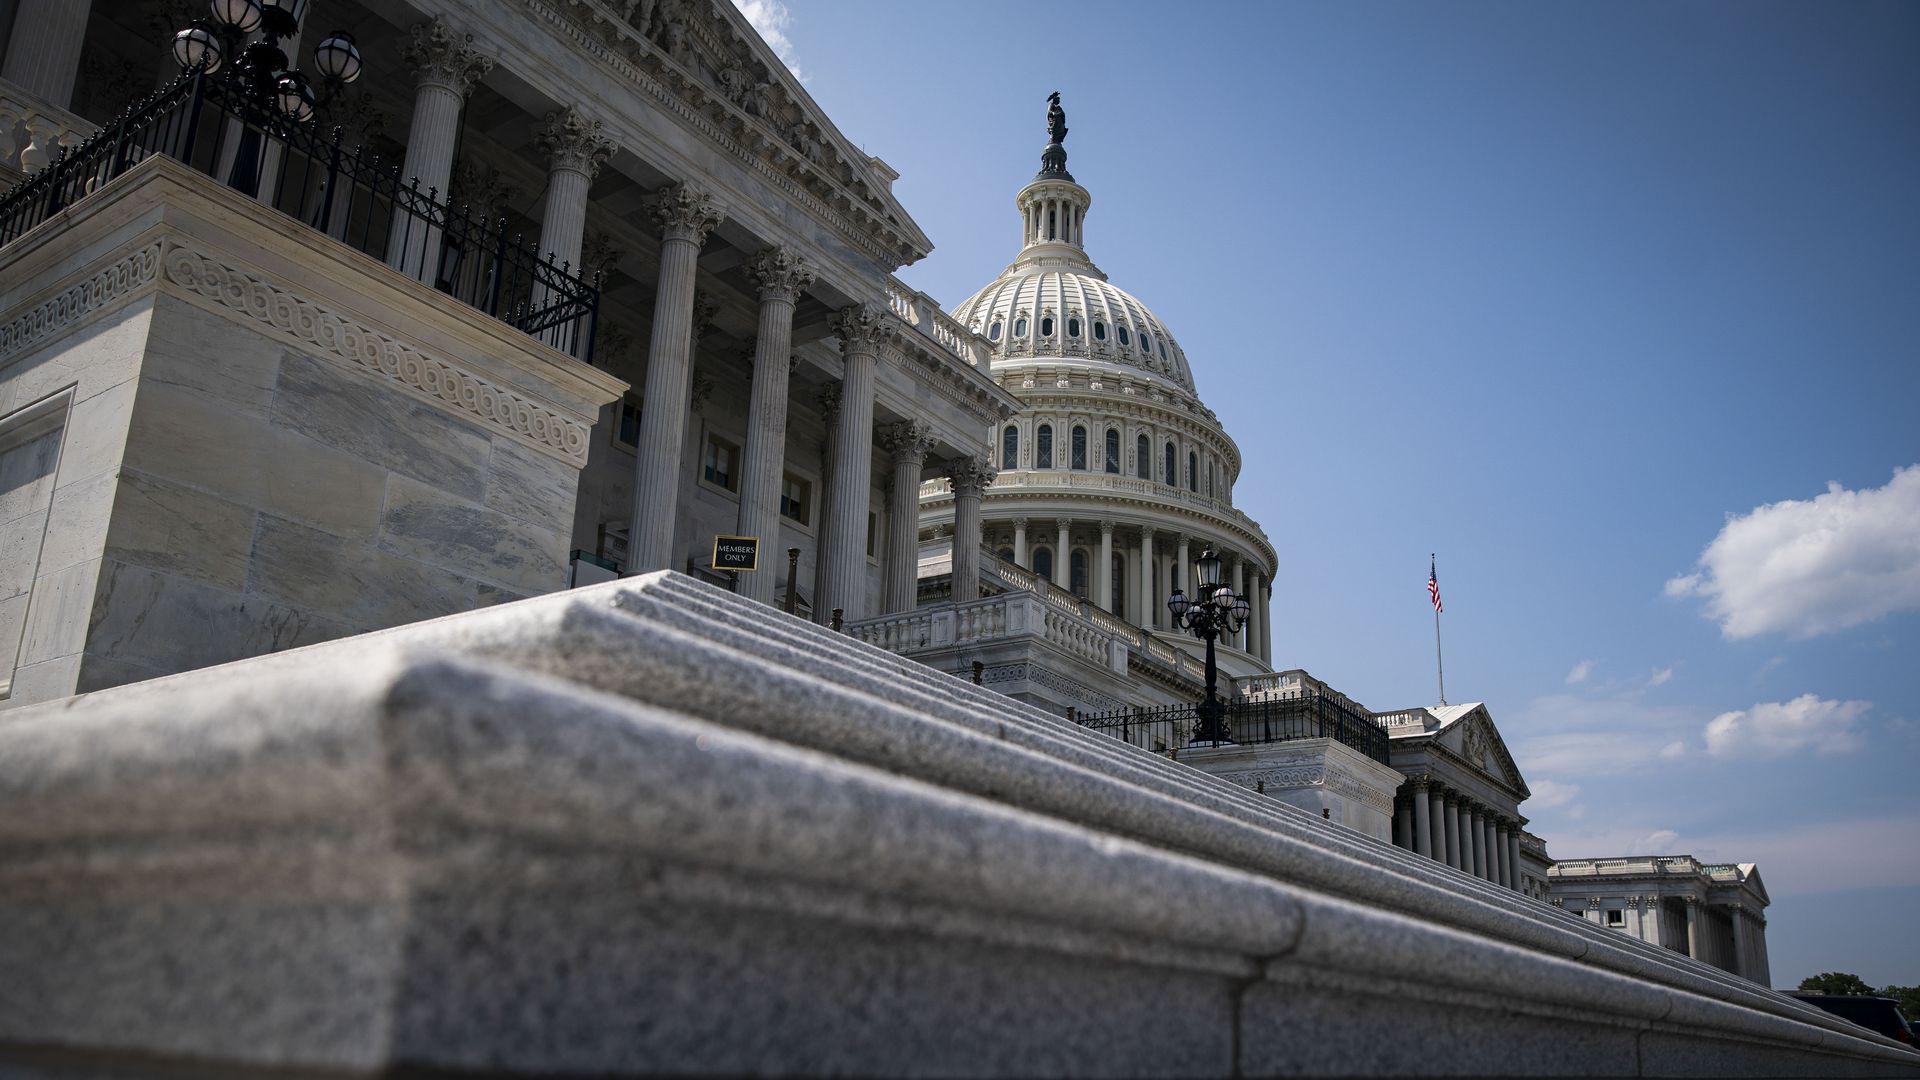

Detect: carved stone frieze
537,107,617,178
405,17,496,98
646,182,723,244
742,247,816,303
0,241,163,361
157,242,590,464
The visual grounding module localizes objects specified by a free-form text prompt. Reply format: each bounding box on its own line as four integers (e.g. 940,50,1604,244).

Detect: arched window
1070,549,1089,597
1188,451,1199,492
1033,547,1052,580
1164,441,1176,485
1040,316,1054,337
1117,325,1131,346
1093,320,1107,341
1136,433,1149,479
1002,424,1018,469
1014,316,1028,337
997,547,1015,563
1104,428,1120,474
1047,209,1057,240
988,321,1002,341
1036,423,1053,469
1067,317,1081,338
1071,425,1087,470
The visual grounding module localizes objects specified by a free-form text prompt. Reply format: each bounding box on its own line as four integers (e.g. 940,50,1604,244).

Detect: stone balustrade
885,274,992,370
0,75,93,180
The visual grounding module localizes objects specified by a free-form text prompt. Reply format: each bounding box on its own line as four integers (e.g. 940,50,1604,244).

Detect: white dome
952,269,1196,393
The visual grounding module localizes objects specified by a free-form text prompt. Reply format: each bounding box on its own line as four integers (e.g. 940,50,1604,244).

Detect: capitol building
0,3,1849,1073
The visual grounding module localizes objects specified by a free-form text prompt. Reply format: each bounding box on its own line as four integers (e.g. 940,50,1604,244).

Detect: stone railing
1548,856,1708,879
0,76,94,178
847,588,1134,676
885,275,992,370
927,468,1274,551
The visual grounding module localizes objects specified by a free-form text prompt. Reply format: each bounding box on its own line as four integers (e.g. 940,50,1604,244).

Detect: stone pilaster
819,305,891,624
1442,793,1461,869
1012,517,1028,568
811,385,841,616
626,183,723,573
1,0,91,110
1097,520,1115,611
1052,519,1070,590
1139,527,1156,629
389,17,494,280
946,456,995,604
877,421,933,613
1508,828,1522,891
733,248,815,604
1683,897,1699,959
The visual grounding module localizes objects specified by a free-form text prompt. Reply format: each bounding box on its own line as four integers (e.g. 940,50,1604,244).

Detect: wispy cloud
1565,659,1594,685
1703,694,1870,758
1529,778,1581,809
1666,465,1920,639
1648,664,1676,687
732,0,805,81
1509,694,1700,774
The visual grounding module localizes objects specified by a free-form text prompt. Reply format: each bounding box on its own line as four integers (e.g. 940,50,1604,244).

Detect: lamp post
1167,545,1251,744
169,1,362,124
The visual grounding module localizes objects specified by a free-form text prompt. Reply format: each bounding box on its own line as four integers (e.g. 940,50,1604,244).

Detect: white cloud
1702,693,1870,759
1632,828,1680,854
1565,659,1594,685
1529,779,1581,809
1666,466,1920,639
1648,664,1675,687
1509,694,1701,775
732,0,805,80
1658,739,1686,760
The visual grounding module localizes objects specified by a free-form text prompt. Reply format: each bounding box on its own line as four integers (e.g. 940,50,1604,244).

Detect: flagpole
1431,553,1446,706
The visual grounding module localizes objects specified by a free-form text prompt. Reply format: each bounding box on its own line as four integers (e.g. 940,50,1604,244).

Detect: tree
1880,984,1920,1020
1798,972,1875,996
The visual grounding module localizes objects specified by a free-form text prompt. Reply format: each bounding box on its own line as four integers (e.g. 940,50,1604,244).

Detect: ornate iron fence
1078,693,1390,764
0,68,597,359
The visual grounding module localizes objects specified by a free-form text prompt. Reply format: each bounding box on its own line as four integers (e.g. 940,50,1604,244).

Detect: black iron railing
0,68,597,359
1078,693,1391,764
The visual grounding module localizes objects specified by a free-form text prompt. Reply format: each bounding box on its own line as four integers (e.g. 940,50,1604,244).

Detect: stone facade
1548,855,1773,986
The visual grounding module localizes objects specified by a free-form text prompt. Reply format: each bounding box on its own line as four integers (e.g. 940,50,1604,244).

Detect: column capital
405,17,495,97
1099,519,1116,535
1012,517,1029,530
648,182,724,244
537,107,616,178
815,384,841,427
743,247,816,303
878,420,934,466
1410,776,1431,793
1053,518,1071,533
946,456,997,498
834,303,896,353
688,369,715,414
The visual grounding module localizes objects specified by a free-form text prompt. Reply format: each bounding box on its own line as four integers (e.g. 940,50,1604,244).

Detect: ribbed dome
952,270,1196,393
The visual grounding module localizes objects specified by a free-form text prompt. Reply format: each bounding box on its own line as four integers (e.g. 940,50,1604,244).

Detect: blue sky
741,0,1920,988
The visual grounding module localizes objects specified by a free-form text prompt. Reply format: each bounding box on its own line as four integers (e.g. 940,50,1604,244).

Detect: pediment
536,0,932,269
1438,705,1529,797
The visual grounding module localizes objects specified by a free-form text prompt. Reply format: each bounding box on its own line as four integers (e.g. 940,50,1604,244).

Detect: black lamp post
1167,545,1252,744
169,0,362,125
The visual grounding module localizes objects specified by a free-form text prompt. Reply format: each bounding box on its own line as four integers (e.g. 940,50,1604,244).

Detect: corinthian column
819,305,892,623
811,386,840,614
877,421,933,613
389,17,494,279
946,456,996,603
1052,519,1071,590
627,183,723,573
535,107,615,279
1139,528,1157,629
1097,520,1115,610
1,0,91,110
734,248,815,604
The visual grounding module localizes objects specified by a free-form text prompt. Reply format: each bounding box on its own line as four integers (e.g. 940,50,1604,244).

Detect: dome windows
1163,441,1176,486
1067,317,1081,338
1036,423,1053,468
1014,316,1028,337
1071,425,1087,470
1040,316,1055,337
1188,451,1199,492
1117,325,1131,346
1104,428,1120,474
988,320,1002,341
1135,433,1149,479
1002,424,1018,469
1092,320,1106,341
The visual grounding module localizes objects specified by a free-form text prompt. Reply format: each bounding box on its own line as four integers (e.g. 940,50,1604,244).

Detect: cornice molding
0,240,162,363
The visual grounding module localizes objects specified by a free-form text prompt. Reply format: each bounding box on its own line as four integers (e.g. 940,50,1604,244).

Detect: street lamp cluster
170,0,362,124
1167,545,1251,743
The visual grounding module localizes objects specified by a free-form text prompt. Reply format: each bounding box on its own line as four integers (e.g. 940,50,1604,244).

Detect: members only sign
711,535,759,572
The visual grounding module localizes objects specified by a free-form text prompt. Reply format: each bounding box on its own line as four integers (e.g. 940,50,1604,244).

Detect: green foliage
1880,983,1920,1020
1798,972,1875,996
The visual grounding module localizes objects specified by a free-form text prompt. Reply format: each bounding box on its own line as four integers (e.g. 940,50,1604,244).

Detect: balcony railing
1078,694,1391,764
0,69,598,358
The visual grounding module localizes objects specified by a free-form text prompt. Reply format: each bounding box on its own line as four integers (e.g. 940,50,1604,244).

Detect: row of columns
1005,519,1273,660
1392,780,1522,891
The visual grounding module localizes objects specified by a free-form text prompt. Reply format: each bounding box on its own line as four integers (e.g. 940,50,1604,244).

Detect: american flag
1428,557,1443,614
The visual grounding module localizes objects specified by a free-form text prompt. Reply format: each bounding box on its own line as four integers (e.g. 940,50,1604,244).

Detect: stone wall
0,572,1914,1077
0,157,624,706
